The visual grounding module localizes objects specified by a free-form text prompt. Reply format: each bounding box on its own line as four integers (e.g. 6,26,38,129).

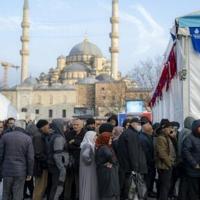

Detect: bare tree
128,56,163,89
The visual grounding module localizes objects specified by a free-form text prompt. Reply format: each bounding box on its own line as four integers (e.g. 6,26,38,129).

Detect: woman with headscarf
112,126,124,156
95,131,120,200
79,130,99,200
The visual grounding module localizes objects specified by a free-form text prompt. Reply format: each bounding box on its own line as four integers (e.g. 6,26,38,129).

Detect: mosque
1,0,151,120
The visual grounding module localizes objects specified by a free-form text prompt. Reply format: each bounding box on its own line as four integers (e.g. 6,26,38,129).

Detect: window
49,95,53,105
62,110,66,118
21,108,27,112
63,96,67,104
49,110,53,118
36,95,41,104
102,96,106,100
101,87,105,91
35,109,39,114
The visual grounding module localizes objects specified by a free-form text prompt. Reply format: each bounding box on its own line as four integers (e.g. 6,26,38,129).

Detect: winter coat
178,117,195,159
32,131,49,177
66,129,86,172
96,145,120,199
182,120,200,177
117,127,147,174
79,143,99,200
0,130,34,177
139,132,155,170
155,134,175,170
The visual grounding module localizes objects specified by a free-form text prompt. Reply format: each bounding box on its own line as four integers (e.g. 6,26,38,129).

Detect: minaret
20,0,30,83
110,0,119,80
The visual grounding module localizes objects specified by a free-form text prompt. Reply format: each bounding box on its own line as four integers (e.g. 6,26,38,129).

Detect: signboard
126,100,144,113
118,113,127,126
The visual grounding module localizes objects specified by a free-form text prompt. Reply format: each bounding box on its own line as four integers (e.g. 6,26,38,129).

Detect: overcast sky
0,0,200,86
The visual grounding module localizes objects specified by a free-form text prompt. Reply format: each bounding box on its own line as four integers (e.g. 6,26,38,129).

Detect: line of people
0,115,200,200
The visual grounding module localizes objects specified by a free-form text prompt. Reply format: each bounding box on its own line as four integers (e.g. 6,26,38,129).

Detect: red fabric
149,45,177,107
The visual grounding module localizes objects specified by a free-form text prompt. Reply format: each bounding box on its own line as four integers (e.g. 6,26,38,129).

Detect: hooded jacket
182,119,200,177
178,117,195,158
49,119,69,177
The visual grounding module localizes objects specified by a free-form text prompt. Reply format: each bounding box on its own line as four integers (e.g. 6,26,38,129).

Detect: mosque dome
63,63,90,72
96,73,113,82
69,39,103,57
22,76,38,86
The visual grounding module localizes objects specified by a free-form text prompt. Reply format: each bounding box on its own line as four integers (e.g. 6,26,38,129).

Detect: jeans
3,176,26,200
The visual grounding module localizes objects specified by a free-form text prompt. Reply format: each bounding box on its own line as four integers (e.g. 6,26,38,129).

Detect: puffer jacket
182,120,200,177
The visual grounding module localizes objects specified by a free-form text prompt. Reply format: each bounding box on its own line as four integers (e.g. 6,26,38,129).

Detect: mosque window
21,108,27,112
63,96,67,104
36,95,41,104
35,109,39,114
50,95,53,105
49,109,53,118
62,110,66,118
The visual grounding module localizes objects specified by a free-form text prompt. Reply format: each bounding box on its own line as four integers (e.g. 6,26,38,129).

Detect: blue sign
118,113,127,126
190,27,200,54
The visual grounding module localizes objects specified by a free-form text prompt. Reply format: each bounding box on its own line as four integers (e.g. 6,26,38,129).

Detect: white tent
150,11,200,127
0,93,18,120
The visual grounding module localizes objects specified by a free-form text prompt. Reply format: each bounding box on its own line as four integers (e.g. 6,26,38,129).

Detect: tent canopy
176,11,200,28
0,93,17,120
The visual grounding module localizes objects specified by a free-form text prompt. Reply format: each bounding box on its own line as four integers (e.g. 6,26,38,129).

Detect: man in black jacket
118,118,147,200
32,120,50,200
139,117,156,198
64,119,86,200
182,119,200,200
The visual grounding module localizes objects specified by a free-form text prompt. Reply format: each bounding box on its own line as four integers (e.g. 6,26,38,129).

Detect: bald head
73,119,84,134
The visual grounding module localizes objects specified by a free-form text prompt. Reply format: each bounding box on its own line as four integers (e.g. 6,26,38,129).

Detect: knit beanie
36,120,49,129
99,123,114,134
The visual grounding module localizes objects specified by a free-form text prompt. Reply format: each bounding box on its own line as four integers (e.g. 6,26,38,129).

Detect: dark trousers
186,177,200,200
23,178,34,197
178,176,189,200
158,169,172,200
169,165,181,197
144,167,156,194
119,169,131,200
3,177,26,200
49,167,65,200
64,168,79,200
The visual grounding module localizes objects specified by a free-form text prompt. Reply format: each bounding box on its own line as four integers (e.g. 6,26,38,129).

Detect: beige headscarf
112,126,124,141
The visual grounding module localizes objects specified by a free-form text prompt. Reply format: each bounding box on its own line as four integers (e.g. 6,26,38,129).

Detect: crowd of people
0,114,199,200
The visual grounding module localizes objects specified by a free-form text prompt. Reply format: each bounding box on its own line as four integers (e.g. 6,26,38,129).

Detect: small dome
69,39,103,57
78,76,99,84
96,74,113,82
63,63,90,72
22,77,38,86
58,55,65,59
